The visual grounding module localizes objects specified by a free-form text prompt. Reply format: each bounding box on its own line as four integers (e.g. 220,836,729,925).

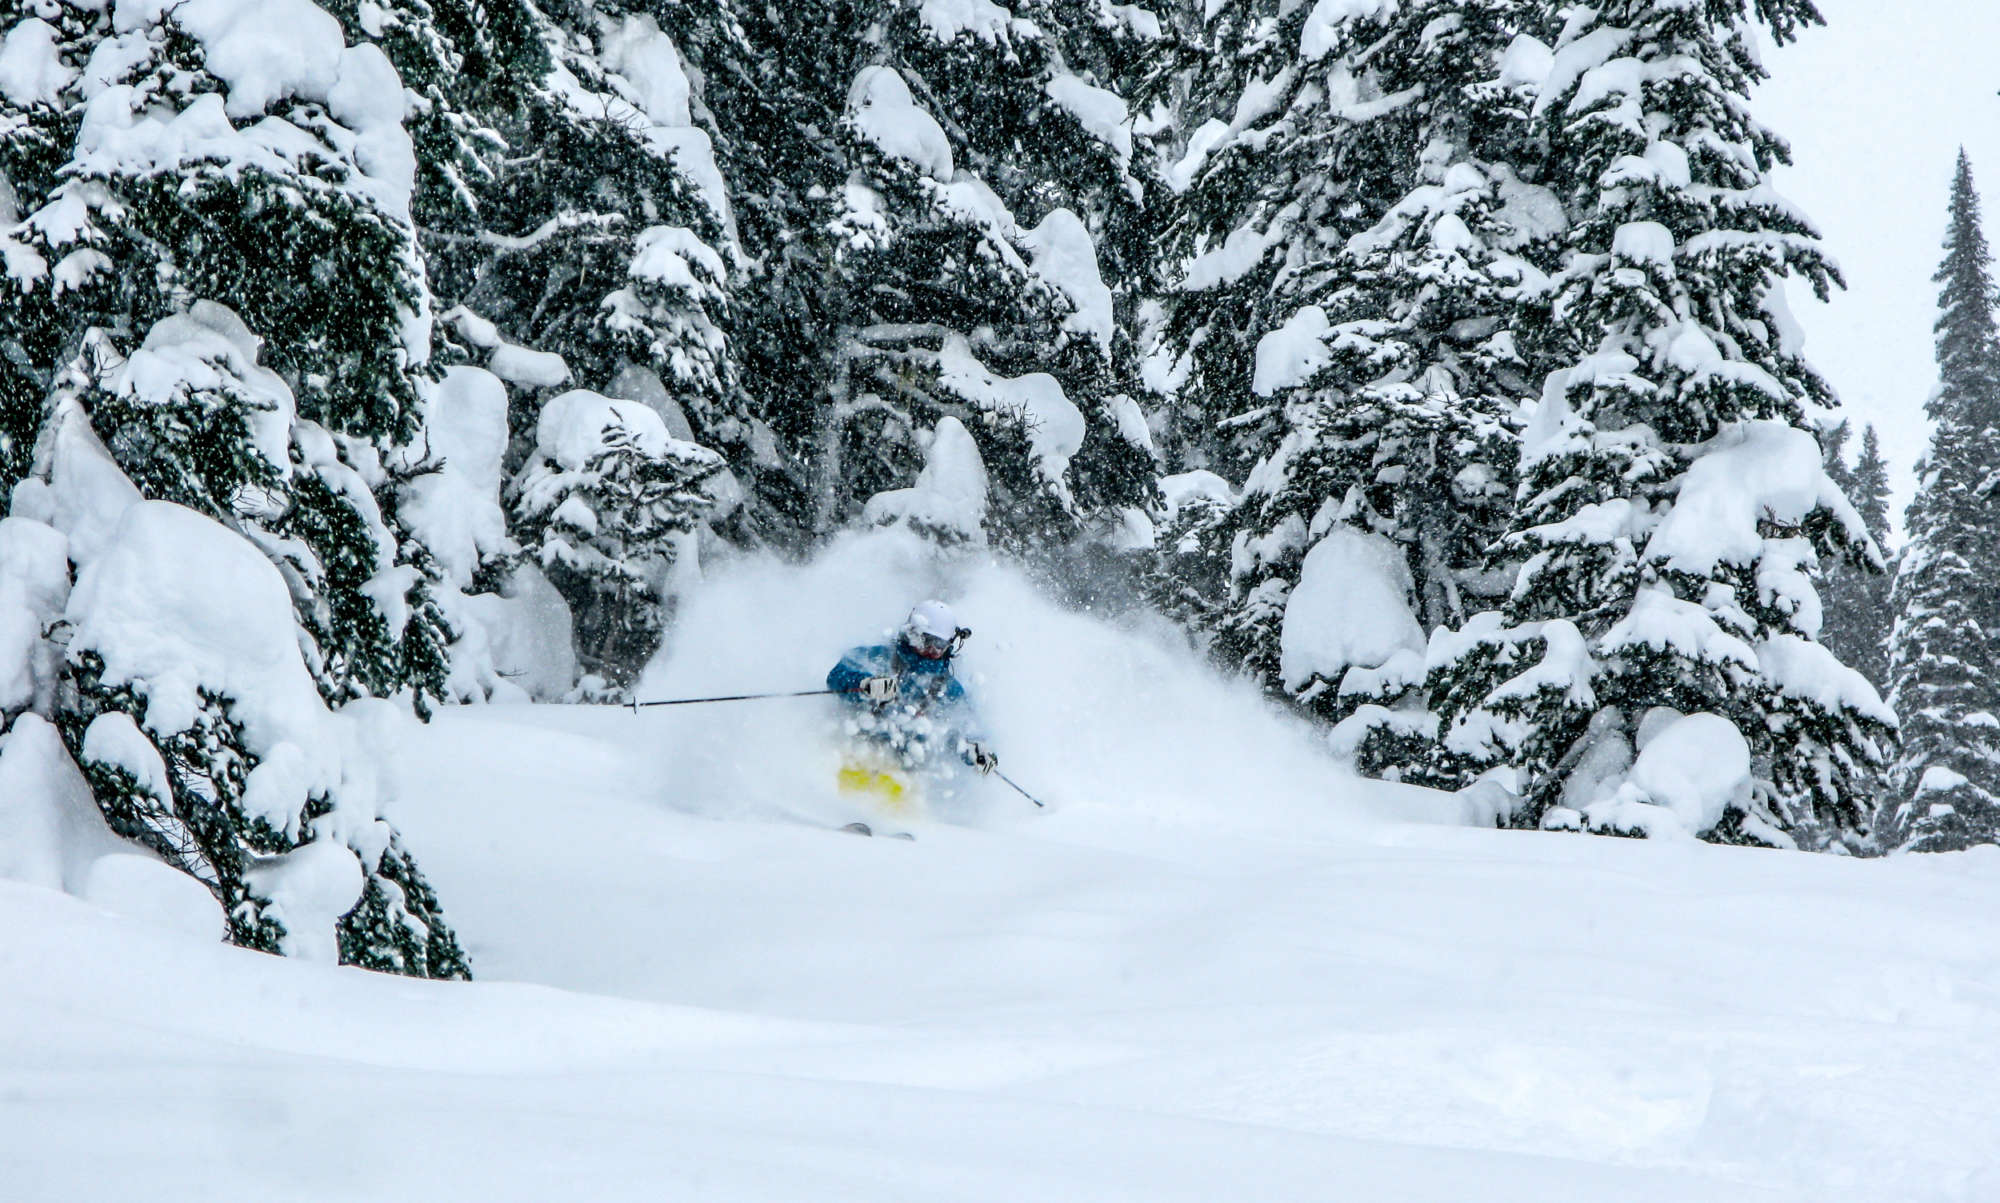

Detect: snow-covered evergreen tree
314,0,515,242
0,0,1935,876
326,0,751,594
1140,468,1238,645
0,0,469,974
894,0,1168,589
336,0,757,541
901,0,1164,320
862,415,993,548
1818,420,1892,690
1853,424,1893,555
678,1,1158,565
1881,152,2000,854
1820,419,1858,483
2,398,469,976
0,2,432,439
419,1,743,438
1427,0,1892,848
0,11,74,489
58,497,468,977
77,304,458,710
0,0,457,712
511,388,720,692
1146,0,1541,770
1146,0,1344,473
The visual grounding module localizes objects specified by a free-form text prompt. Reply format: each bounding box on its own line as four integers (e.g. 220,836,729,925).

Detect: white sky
1755,1,2000,532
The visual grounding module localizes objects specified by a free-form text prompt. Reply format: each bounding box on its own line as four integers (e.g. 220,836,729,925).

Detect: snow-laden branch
421,211,627,254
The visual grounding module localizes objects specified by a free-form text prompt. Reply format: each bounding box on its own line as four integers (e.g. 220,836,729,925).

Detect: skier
827,600,999,778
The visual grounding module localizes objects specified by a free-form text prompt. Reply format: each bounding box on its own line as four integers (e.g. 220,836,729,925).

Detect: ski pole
993,768,1047,809
628,688,847,711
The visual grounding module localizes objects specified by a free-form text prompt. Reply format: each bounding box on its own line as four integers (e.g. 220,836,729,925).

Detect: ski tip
838,821,916,840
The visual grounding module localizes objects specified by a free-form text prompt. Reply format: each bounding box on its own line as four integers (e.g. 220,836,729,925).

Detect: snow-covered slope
5,536,1998,1201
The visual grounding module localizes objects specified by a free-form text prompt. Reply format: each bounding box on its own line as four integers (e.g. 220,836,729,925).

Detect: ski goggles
905,626,971,660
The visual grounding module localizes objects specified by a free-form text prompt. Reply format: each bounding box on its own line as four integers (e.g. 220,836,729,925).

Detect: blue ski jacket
827,642,985,767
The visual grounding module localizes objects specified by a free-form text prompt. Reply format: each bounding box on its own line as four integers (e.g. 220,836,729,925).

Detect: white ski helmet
901,600,968,659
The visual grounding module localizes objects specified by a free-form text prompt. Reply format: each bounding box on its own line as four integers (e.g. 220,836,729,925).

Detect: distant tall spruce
1881,151,2000,853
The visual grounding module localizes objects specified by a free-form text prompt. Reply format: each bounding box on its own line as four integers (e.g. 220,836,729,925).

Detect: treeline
0,0,1987,973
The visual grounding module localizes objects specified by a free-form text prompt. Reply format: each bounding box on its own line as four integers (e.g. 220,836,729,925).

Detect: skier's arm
827,647,893,700
826,652,870,695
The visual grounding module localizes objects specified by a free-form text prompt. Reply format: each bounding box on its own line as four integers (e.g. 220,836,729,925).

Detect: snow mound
244,838,364,962
1580,712,1751,837
2,708,221,938
452,564,577,702
1160,469,1236,513
1498,34,1555,88
80,853,225,943
936,338,1085,487
1613,220,1675,267
0,18,72,107
847,66,954,181
534,389,679,472
0,715,128,893
115,300,297,478
1023,208,1116,355
595,14,732,236
1280,527,1427,692
1179,206,1296,291
1045,74,1132,167
1099,1,1163,38
864,417,989,545
55,499,416,941
598,13,693,128
1300,0,1389,62
628,223,728,293
122,0,346,119
488,343,572,390
0,516,69,712
67,501,336,756
1165,117,1230,193
1647,420,1867,578
405,366,512,590
46,402,143,569
1254,305,1334,395
82,0,419,230
1604,587,1757,675
919,0,1020,43
79,712,172,803
1757,634,1895,727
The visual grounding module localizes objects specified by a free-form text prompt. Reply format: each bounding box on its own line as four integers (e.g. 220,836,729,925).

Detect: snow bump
0,18,74,107
936,338,1085,487
1253,305,1334,396
1280,526,1426,692
847,66,954,182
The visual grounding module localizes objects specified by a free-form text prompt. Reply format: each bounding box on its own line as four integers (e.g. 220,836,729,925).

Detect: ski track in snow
5,533,2000,1201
